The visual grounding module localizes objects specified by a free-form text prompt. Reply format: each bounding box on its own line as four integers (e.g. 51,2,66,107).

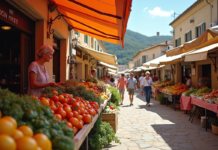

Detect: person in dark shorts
126,73,138,106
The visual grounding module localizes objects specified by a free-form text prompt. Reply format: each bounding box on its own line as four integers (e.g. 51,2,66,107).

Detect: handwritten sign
192,68,196,76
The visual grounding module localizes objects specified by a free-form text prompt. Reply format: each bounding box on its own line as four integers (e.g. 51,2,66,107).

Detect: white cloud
143,7,148,12
148,7,174,17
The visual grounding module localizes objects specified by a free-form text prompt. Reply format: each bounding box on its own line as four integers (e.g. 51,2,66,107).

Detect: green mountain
104,29,173,65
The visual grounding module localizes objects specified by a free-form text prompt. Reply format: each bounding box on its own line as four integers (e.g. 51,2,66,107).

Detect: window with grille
195,22,206,38
84,35,88,44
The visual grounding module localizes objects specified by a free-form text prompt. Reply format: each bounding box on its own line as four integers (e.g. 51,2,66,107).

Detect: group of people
117,71,157,107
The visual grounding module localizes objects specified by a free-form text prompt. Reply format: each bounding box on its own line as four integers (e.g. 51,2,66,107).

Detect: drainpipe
206,0,213,26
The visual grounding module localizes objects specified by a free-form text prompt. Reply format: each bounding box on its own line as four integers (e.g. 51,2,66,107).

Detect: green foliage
85,77,99,84
157,93,165,104
87,117,120,150
109,87,121,106
104,29,173,65
209,117,218,126
107,102,120,111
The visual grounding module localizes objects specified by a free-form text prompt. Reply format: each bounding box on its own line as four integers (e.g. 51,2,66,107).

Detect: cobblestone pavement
103,90,218,150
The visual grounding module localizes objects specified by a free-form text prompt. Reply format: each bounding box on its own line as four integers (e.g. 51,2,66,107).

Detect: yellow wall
133,45,168,66
25,0,70,82
172,0,217,46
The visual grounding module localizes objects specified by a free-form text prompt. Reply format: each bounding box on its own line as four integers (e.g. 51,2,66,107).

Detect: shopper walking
126,73,138,106
141,71,154,107
139,73,145,96
117,74,127,105
152,73,158,82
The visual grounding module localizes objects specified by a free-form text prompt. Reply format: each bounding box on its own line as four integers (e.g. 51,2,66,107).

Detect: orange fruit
18,126,33,137
0,118,16,136
41,99,50,106
2,116,17,129
11,129,24,140
37,147,42,150
0,134,16,150
16,136,37,150
33,133,52,150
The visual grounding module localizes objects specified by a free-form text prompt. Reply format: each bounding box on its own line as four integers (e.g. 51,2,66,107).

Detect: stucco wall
172,0,217,46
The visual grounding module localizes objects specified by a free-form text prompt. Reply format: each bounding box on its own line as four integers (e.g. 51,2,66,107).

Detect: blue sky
127,0,196,36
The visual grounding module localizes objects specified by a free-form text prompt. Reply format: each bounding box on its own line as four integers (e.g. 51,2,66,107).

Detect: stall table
161,92,181,111
180,95,192,113
153,87,161,100
189,97,218,131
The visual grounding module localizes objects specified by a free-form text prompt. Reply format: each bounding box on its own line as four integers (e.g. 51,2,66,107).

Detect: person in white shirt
141,71,154,107
139,73,145,96
185,75,192,88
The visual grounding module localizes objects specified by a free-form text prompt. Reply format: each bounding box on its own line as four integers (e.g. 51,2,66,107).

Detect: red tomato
52,95,59,102
63,103,69,107
54,114,62,120
80,108,85,115
55,102,63,108
72,102,80,111
63,93,69,98
72,111,79,117
60,98,68,104
77,109,81,115
66,112,74,119
52,90,58,95
67,122,73,128
75,120,84,129
68,98,76,105
72,126,78,135
40,97,46,101
80,103,85,109
50,104,57,111
69,117,79,126
59,95,64,101
83,114,92,124
50,101,54,105
69,94,73,98
64,106,72,113
76,115,83,120
88,109,96,116
57,109,66,119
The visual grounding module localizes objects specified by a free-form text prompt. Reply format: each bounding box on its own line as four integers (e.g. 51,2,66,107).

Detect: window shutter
179,37,181,46
86,35,88,44
202,22,206,33
185,33,187,42
175,39,177,47
189,30,192,41
195,26,198,38
97,45,99,51
84,35,86,43
95,41,96,50
142,56,144,63
145,56,146,63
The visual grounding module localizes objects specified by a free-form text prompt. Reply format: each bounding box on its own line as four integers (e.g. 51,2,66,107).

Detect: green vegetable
24,109,38,121
184,89,198,96
52,135,74,150
33,118,50,129
157,93,165,104
63,127,74,138
35,128,51,139
50,128,64,139
209,117,218,126
108,87,121,106
196,87,212,95
86,117,120,150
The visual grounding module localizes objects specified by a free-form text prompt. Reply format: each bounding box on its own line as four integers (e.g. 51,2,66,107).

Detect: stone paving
103,90,218,150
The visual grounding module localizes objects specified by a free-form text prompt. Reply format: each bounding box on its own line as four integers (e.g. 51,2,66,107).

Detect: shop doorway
0,20,33,94
85,64,88,79
201,64,211,88
181,65,191,84
53,36,60,83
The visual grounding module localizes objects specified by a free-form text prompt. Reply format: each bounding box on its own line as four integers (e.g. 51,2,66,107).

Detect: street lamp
72,35,78,48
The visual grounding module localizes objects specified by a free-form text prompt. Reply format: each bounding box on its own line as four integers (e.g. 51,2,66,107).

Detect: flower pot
212,125,218,135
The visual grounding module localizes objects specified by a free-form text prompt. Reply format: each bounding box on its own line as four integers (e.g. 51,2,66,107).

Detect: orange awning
166,26,218,56
50,0,132,49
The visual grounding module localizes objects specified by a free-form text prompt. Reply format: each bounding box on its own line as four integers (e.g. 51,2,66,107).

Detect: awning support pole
208,55,217,73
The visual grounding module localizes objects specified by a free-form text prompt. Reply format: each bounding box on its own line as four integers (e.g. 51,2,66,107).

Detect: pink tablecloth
191,98,218,114
180,96,192,110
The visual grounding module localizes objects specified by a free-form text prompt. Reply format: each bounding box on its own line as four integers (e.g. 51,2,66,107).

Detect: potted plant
209,117,218,135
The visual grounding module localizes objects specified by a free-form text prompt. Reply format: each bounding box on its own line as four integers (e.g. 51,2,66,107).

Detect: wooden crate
102,112,118,133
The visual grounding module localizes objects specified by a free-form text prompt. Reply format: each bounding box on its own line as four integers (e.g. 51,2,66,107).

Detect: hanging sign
192,68,196,76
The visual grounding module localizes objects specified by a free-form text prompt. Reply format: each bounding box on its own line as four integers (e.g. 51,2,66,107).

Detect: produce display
153,80,173,88
0,88,74,150
182,89,198,96
0,116,52,150
39,91,99,135
160,83,188,95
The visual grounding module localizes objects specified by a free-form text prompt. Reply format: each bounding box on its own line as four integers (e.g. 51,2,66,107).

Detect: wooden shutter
175,39,177,47
195,26,198,38
97,45,99,51
189,30,192,41
202,22,206,33
179,38,181,46
185,33,187,42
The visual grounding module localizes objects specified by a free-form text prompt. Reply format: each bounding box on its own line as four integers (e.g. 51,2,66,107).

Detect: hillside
104,29,173,65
